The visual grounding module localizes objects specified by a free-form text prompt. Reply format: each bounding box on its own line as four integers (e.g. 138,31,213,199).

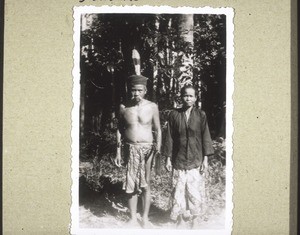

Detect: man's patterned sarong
123,143,153,194
170,167,206,221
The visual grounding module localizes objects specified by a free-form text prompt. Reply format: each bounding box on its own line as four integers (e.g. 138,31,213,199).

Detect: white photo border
71,5,234,235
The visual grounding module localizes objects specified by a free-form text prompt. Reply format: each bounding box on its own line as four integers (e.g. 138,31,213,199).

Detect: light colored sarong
123,143,153,194
170,167,206,221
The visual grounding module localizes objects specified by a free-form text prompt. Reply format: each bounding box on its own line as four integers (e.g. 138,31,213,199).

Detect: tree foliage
80,14,226,137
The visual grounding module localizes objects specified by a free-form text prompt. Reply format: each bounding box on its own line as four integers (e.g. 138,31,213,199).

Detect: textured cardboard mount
3,0,296,234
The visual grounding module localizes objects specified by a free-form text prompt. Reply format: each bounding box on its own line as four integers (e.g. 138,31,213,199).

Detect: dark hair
180,85,197,97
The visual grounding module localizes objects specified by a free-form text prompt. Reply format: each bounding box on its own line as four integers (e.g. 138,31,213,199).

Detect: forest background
78,13,227,228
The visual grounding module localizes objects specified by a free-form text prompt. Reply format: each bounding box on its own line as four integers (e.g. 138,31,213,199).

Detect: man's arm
200,110,214,174
152,103,161,152
114,129,122,167
200,155,208,174
201,110,214,156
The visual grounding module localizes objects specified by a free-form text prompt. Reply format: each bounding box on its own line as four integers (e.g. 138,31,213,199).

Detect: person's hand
114,151,122,167
200,156,208,175
165,157,172,172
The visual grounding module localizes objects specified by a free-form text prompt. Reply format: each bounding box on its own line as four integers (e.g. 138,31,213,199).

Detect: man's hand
114,151,122,167
165,157,172,172
200,156,208,175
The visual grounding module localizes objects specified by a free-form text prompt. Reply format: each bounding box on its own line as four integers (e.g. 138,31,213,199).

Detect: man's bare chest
122,105,153,125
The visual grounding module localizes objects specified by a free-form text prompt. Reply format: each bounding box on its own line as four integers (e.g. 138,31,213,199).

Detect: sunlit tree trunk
80,14,93,138
174,14,194,108
81,14,93,31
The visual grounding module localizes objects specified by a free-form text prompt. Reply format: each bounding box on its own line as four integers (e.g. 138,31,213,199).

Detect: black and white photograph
71,6,233,234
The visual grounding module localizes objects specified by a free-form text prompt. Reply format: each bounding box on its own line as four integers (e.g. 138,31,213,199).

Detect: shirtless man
114,75,161,228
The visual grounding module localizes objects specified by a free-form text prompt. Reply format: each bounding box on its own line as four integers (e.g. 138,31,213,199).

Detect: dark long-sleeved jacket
163,107,214,170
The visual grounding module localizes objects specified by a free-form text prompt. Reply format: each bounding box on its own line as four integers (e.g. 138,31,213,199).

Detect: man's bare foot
176,216,189,229
142,219,154,229
182,213,192,222
126,219,141,228
191,216,198,229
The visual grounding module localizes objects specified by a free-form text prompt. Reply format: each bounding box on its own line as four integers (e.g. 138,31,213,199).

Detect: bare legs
127,153,154,228
142,153,153,225
128,194,138,224
142,186,151,222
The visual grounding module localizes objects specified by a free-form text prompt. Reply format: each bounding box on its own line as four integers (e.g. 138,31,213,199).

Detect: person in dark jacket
163,85,214,228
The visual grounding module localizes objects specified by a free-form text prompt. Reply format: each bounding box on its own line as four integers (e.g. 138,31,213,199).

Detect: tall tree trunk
174,14,194,107
179,14,194,43
80,70,86,139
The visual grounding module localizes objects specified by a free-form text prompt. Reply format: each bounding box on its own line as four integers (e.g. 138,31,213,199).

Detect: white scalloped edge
71,5,234,235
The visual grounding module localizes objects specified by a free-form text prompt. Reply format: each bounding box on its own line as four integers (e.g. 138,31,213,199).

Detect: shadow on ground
79,176,172,228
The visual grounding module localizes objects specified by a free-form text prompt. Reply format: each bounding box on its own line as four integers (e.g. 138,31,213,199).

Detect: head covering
127,75,148,86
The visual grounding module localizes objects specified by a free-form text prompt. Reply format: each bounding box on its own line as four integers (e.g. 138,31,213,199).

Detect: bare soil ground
79,179,225,230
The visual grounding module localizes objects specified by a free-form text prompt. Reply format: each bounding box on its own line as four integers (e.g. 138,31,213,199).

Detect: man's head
127,75,148,103
180,85,197,108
